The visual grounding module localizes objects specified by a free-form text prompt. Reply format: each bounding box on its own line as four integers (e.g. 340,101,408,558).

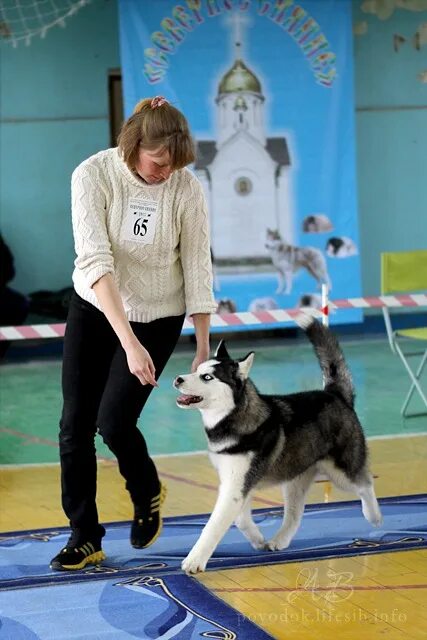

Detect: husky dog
326,236,358,258
217,298,237,314
248,297,279,312
174,315,382,574
302,214,333,234
297,293,322,309
265,228,331,295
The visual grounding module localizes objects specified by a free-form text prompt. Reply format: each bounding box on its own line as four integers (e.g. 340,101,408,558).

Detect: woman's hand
125,339,158,386
92,274,157,386
191,345,210,373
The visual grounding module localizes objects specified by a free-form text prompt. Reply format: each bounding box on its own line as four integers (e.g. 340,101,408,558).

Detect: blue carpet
1,494,426,592
1,495,426,639
0,572,274,639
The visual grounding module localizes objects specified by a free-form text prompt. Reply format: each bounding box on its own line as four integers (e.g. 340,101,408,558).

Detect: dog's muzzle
173,376,203,406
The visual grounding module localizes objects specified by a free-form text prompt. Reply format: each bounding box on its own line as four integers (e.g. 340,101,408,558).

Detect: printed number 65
133,218,148,237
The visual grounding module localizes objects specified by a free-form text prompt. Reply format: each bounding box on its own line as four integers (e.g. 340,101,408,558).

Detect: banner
118,0,362,327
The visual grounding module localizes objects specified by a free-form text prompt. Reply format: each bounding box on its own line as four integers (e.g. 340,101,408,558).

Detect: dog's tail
294,312,355,408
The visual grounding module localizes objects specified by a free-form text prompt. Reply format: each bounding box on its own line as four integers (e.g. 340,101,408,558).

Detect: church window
235,177,252,196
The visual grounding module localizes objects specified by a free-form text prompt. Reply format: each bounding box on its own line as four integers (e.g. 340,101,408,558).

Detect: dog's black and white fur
325,236,358,258
174,314,382,574
302,214,333,233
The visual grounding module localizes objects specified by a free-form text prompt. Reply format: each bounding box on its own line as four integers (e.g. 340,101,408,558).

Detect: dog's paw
264,536,291,551
369,512,383,528
251,537,266,550
182,551,208,574
363,505,383,528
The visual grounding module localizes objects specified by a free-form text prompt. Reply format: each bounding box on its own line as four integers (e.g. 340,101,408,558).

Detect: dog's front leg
284,269,293,294
275,269,286,294
182,482,245,574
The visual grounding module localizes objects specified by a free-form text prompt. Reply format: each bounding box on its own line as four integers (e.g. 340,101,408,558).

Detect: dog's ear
238,352,254,379
215,340,231,360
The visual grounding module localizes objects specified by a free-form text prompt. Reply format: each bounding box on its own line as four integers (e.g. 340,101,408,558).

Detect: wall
0,0,120,294
1,0,426,302
353,2,427,295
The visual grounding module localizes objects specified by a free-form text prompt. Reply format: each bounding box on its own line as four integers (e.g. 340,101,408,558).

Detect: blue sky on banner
118,0,362,320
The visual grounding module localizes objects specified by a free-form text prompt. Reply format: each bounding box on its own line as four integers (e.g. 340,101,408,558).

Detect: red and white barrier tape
0,293,426,341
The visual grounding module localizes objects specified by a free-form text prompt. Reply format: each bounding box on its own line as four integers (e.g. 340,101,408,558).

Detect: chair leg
401,354,423,415
395,345,427,417
402,349,427,416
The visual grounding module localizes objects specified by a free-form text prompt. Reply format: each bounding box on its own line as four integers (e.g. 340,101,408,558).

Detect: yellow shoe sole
57,550,106,571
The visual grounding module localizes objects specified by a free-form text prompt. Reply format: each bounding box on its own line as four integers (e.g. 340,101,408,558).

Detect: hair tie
151,96,168,109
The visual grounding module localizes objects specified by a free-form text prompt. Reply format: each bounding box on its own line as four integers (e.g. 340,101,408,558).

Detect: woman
50,96,217,571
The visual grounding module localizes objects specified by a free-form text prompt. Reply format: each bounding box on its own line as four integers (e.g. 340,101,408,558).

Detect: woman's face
135,147,173,184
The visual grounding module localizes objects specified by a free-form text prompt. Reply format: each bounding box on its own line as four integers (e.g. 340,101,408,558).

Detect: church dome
218,59,262,95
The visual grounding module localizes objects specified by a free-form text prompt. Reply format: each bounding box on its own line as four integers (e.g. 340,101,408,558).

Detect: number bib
123,198,158,245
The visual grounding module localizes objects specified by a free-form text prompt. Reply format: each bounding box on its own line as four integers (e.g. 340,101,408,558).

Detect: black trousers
59,292,184,534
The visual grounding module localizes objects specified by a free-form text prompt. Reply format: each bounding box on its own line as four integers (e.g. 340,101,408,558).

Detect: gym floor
1,335,426,639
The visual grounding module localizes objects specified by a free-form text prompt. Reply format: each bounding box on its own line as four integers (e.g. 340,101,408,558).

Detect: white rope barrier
1,293,426,342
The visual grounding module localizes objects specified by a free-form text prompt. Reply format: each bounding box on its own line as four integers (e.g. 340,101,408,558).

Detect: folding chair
381,250,427,418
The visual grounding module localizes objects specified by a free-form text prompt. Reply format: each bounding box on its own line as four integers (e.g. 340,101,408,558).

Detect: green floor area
0,336,426,465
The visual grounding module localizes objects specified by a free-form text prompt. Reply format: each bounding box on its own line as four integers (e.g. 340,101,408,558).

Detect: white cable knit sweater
71,148,217,323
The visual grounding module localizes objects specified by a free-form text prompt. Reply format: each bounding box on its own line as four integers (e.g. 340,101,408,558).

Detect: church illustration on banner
194,18,294,264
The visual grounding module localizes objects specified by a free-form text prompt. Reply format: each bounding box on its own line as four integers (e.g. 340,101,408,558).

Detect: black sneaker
50,526,106,571
131,483,167,549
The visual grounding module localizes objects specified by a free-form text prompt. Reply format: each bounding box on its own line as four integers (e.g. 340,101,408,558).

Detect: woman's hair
117,98,195,171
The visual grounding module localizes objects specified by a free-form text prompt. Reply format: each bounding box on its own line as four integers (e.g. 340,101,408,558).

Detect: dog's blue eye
201,374,213,381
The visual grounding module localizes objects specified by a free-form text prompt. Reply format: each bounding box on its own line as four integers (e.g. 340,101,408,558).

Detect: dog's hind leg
235,496,265,550
307,265,331,292
265,467,316,551
353,468,383,527
357,480,383,527
319,460,383,527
